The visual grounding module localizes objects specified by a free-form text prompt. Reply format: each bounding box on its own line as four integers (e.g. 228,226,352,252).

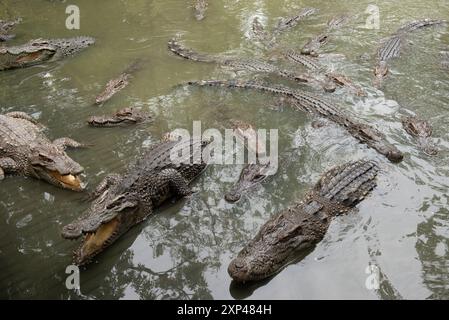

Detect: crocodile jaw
48,171,84,191
73,217,121,266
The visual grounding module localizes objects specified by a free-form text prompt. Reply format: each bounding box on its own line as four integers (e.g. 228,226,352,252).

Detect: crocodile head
88,107,150,127
29,144,84,191
225,163,270,203
402,116,437,155
62,188,145,266
374,61,389,86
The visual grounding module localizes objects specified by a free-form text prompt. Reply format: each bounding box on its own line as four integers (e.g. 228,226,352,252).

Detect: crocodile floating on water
374,19,446,86
88,107,152,127
301,14,351,57
0,36,95,71
252,8,317,49
284,50,365,96
0,18,21,41
168,39,328,89
95,59,143,105
402,116,437,155
0,112,85,191
187,79,404,163
225,120,272,203
228,159,379,282
193,0,208,21
61,137,210,266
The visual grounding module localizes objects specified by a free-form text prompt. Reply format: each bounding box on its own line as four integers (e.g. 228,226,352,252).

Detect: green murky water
1,0,449,299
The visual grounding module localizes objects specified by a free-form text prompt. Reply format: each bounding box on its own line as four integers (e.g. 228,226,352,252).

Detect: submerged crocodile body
272,8,318,36
0,36,95,71
0,18,21,41
188,79,404,163
301,14,351,56
402,116,437,155
225,120,272,203
228,159,379,282
284,50,366,96
88,107,152,127
168,39,327,88
95,59,143,105
374,19,446,85
0,112,85,191
193,0,208,21
61,138,210,266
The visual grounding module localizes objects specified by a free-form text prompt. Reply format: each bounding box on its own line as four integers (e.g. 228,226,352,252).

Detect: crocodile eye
39,154,54,163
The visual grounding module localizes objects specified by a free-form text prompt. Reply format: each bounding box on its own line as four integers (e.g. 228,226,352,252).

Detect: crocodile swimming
225,120,272,203
0,36,95,71
188,79,404,163
228,159,379,282
87,107,152,127
402,116,437,155
95,59,143,105
301,14,351,56
193,0,208,21
0,112,85,191
272,8,318,36
61,137,210,266
0,18,21,41
168,39,327,88
374,19,446,85
284,50,366,96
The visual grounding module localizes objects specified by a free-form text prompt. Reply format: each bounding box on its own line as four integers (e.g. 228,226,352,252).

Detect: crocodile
0,18,21,41
301,14,351,56
374,19,446,85
95,59,143,105
61,137,210,266
87,107,152,127
225,120,272,203
0,112,85,191
0,36,95,71
402,116,437,155
272,8,318,36
193,0,208,21
187,79,404,163
284,50,365,96
228,159,379,282
168,39,328,89
251,17,270,43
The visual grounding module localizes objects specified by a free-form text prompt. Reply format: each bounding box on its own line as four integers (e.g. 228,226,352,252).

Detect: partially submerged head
225,164,269,203
62,190,143,266
29,144,84,191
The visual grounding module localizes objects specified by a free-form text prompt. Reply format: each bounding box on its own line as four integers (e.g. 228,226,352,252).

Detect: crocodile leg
159,168,193,196
0,157,18,180
53,137,88,149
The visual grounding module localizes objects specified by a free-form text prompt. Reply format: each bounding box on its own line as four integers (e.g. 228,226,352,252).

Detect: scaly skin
301,14,351,56
228,160,379,282
0,36,95,71
95,59,143,105
0,112,85,191
225,120,271,203
188,79,404,163
61,138,210,266
0,18,21,41
272,8,318,36
193,0,208,21
88,107,152,127
168,39,316,84
374,19,446,85
284,50,365,96
402,116,437,155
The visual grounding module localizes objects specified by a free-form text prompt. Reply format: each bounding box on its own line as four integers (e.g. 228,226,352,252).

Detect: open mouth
75,217,120,265
49,171,83,191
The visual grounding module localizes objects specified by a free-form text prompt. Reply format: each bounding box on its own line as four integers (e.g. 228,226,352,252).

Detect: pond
0,0,448,299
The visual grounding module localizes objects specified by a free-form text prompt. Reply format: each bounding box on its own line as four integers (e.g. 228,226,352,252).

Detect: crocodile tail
168,38,215,63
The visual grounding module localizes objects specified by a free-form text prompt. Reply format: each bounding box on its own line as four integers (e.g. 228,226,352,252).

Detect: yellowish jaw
79,218,120,259
49,171,83,191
